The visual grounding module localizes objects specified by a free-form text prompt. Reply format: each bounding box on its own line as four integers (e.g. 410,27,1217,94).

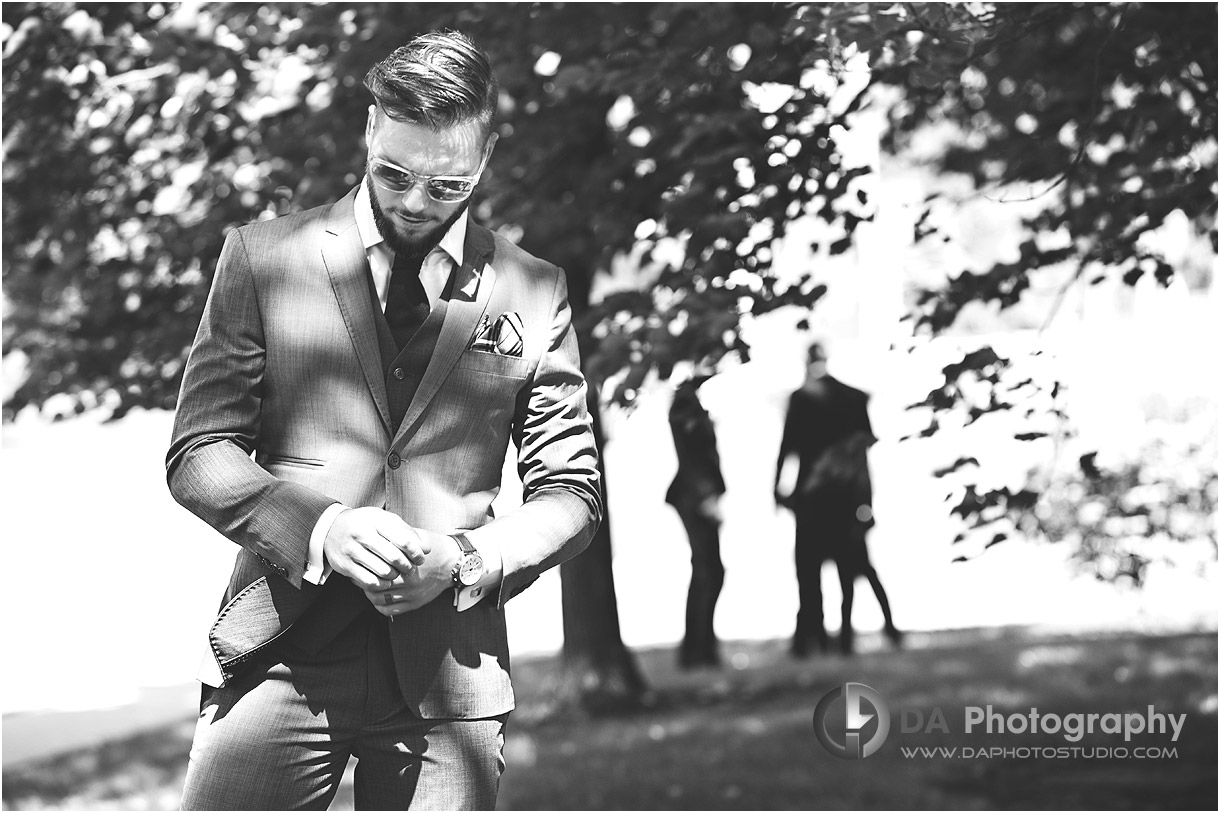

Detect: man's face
364,109,494,259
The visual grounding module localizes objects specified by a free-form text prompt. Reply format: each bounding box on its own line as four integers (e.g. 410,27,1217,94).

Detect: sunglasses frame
367,152,489,203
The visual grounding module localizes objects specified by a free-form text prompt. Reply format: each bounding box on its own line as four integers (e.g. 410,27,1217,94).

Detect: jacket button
392,367,405,380
388,452,401,469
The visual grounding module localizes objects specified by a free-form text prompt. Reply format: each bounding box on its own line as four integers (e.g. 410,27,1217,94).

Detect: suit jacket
664,378,725,510
777,373,875,506
167,188,602,719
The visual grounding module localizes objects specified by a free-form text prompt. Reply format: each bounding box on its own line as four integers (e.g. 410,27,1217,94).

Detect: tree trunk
551,382,649,713
518,231,649,715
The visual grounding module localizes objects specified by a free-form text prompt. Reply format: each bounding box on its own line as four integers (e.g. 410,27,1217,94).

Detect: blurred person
665,367,726,668
774,343,902,657
167,31,601,810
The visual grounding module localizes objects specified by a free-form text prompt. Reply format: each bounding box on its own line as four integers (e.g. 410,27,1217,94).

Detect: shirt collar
353,181,467,266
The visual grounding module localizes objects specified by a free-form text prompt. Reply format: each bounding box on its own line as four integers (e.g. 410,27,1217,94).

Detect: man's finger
376,516,431,566
363,588,420,617
361,538,415,579
399,543,428,567
343,551,405,590
345,565,385,591
349,546,401,580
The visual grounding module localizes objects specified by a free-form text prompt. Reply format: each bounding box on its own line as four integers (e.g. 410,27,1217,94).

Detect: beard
366,174,470,262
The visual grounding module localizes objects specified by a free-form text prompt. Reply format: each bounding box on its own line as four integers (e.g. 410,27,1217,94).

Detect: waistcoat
280,265,456,656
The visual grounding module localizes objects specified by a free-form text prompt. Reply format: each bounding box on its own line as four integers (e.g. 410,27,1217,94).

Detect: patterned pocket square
493,311,524,358
469,311,524,357
469,315,497,353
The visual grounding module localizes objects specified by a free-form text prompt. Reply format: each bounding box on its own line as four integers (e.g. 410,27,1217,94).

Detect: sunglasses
367,154,488,203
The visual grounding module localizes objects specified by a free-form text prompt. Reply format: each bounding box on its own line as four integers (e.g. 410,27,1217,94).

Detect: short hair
363,30,498,134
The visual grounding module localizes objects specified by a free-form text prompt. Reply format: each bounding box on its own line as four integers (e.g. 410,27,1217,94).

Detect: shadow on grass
3,626,1216,811
499,627,1217,810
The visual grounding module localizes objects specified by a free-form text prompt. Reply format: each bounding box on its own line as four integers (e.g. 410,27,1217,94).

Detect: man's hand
698,495,724,525
362,529,460,617
323,507,430,592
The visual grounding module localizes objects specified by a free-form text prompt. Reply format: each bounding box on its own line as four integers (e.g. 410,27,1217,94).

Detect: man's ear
482,131,499,163
365,105,378,144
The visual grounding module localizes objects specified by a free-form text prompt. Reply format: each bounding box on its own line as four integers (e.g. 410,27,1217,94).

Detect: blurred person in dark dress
666,369,727,668
774,344,902,656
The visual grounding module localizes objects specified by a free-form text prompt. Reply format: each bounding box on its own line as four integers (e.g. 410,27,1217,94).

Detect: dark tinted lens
427,178,475,202
371,162,414,192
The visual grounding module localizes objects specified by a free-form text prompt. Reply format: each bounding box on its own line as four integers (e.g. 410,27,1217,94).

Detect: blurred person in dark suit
666,368,727,668
774,343,902,657
167,31,600,810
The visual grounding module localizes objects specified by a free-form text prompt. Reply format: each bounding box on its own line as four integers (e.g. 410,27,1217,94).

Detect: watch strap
453,532,476,555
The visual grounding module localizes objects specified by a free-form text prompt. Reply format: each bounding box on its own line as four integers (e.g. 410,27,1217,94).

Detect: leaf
942,347,1005,380
828,235,853,255
1079,452,1102,479
932,456,981,478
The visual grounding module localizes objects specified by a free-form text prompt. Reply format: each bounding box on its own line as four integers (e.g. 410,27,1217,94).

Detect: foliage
935,386,1218,584
4,3,243,416
858,2,1218,577
2,2,871,416
882,3,1217,323
1028,404,1218,584
10,3,1212,411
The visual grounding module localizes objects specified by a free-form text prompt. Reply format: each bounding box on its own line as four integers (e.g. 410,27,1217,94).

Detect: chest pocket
441,352,530,431
454,350,531,380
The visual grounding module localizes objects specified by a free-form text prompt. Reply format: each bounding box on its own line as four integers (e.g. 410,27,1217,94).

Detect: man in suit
665,370,727,668
167,31,601,809
774,343,900,657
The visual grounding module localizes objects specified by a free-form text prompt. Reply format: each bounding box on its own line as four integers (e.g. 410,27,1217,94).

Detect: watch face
458,554,484,587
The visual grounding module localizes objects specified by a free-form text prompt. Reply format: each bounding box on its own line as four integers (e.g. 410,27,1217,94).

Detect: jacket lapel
392,225,498,449
321,189,393,436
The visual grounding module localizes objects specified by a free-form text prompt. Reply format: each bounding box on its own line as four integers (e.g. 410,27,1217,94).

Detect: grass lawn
3,626,1215,810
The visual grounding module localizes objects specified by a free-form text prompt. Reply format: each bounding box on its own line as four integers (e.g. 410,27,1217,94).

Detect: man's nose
401,182,430,212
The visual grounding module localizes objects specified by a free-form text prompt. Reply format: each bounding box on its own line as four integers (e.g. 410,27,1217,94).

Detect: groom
167,30,601,809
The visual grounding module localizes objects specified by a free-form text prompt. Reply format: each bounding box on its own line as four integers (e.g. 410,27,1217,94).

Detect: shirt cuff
304,503,347,585
455,535,503,612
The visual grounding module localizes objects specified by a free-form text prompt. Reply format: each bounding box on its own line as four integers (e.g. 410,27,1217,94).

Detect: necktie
385,251,429,350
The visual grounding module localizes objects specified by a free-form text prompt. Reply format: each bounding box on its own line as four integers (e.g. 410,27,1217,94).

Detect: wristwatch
451,533,485,588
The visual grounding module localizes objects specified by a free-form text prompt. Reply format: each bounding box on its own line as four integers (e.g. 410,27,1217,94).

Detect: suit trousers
674,501,724,666
180,608,508,810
